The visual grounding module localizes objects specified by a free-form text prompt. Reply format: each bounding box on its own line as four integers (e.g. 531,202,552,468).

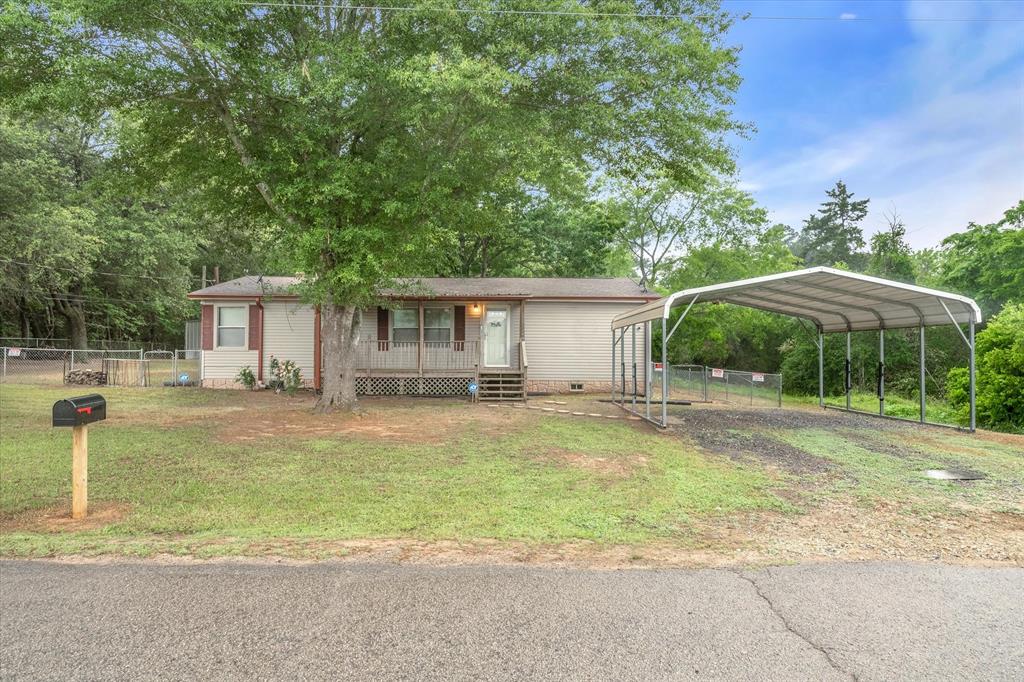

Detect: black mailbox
52,394,107,428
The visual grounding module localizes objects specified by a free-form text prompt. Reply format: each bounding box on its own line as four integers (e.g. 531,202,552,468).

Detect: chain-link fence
1,347,202,387
0,338,175,352
648,363,781,407
172,350,201,386
705,367,782,407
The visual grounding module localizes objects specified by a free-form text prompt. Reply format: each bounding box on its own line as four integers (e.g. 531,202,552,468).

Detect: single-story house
187,276,657,399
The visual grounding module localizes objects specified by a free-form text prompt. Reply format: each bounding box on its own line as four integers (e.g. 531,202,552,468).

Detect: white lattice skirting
356,376,473,396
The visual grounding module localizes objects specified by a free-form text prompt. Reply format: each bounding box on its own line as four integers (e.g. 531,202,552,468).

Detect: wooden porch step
478,370,526,402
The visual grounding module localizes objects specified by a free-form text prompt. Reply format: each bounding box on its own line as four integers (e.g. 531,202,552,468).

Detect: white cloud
839,13,857,20
739,1,1024,248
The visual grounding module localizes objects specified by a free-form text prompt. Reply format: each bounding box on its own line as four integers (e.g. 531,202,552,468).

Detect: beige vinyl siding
523,301,648,383
360,302,489,369
262,301,316,386
202,348,258,381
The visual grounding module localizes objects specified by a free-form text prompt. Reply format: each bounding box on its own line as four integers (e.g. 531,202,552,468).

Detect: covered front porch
345,298,527,398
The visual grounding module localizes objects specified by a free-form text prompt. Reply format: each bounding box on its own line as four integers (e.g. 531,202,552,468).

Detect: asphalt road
1,560,1021,681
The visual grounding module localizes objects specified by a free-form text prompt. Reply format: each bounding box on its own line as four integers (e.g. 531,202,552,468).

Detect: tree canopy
792,180,869,268
3,0,746,407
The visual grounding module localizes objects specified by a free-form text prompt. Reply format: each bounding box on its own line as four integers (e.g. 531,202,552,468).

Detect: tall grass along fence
651,364,783,408
1,347,201,387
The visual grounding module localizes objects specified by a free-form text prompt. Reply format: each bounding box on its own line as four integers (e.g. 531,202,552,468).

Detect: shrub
235,366,257,390
268,356,303,395
946,302,1024,432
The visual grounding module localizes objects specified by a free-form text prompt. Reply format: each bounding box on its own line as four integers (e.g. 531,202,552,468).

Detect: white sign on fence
711,368,724,378
752,372,765,382
7,348,22,357
653,362,663,371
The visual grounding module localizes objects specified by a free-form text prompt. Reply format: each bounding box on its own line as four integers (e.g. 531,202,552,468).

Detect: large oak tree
3,0,744,409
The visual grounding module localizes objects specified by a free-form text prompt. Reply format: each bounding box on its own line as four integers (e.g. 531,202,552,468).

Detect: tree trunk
316,301,361,412
54,291,88,349
19,298,31,339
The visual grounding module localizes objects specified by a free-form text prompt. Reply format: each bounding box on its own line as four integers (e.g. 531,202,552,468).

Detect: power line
15,287,211,307
232,1,1024,23
0,258,203,285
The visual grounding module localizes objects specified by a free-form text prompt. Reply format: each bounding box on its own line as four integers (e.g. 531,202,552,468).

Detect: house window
570,382,585,392
392,309,419,343
216,306,247,348
424,307,452,343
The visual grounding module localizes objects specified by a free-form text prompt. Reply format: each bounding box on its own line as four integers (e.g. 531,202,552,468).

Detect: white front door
483,306,510,367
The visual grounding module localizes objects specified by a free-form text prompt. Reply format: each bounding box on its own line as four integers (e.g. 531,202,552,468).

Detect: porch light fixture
471,303,481,314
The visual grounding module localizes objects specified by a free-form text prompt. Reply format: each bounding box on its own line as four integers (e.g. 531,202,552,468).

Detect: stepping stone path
484,403,643,422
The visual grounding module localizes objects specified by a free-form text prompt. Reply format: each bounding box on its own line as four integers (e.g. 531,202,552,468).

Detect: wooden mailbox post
52,394,106,519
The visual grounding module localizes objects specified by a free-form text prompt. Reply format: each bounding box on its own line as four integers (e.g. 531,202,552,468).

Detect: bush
946,302,1024,432
268,356,303,395
235,366,257,390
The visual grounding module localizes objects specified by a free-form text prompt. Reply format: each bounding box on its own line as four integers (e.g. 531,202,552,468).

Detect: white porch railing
354,340,480,372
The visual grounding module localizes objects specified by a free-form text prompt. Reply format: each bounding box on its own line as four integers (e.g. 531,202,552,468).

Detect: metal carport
610,266,982,430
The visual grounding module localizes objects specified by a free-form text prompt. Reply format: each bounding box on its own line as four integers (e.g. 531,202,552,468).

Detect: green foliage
612,174,767,287
946,303,1024,432
661,224,799,369
939,200,1024,317
268,356,302,395
868,213,915,283
235,366,257,391
792,180,869,268
441,199,630,278
0,110,270,346
4,0,745,312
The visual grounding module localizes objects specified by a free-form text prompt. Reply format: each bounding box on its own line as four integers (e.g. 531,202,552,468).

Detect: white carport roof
611,267,982,333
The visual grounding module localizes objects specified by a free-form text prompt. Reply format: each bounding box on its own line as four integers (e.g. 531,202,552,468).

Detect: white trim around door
482,304,511,368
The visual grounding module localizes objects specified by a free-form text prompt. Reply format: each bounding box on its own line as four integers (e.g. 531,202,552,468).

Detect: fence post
750,374,754,406
2,348,6,381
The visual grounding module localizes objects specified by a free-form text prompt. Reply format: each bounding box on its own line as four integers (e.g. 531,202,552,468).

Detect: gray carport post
610,267,981,431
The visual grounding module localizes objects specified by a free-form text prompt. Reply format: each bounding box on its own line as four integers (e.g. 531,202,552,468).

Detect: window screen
217,306,246,348
393,309,418,343
424,308,452,343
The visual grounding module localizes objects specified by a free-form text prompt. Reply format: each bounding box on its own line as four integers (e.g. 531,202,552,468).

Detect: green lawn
0,384,786,557
1,384,1020,561
785,390,957,425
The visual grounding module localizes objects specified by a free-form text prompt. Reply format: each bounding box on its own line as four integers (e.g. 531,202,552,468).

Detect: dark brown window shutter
248,305,261,351
201,305,214,350
376,307,389,351
454,305,466,351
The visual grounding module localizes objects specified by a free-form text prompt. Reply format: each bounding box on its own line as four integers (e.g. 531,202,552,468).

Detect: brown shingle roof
188,276,656,300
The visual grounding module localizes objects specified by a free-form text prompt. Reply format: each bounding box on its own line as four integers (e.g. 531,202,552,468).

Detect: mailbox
52,394,107,428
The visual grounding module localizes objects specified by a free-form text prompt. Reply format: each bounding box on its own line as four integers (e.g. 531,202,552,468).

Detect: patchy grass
0,385,784,558
1,384,1021,564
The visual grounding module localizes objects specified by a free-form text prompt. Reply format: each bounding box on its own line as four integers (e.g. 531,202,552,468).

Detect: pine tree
798,181,869,268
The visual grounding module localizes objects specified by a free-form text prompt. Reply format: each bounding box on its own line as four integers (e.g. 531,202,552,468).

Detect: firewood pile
65,369,108,386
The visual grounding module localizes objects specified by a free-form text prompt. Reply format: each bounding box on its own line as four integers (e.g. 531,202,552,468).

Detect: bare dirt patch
902,431,1024,458
1,503,130,533
537,447,649,477
36,506,1024,569
728,500,1024,565
686,428,836,476
214,395,529,444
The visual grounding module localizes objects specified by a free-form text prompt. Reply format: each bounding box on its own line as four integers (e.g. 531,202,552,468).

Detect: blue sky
723,0,1024,248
